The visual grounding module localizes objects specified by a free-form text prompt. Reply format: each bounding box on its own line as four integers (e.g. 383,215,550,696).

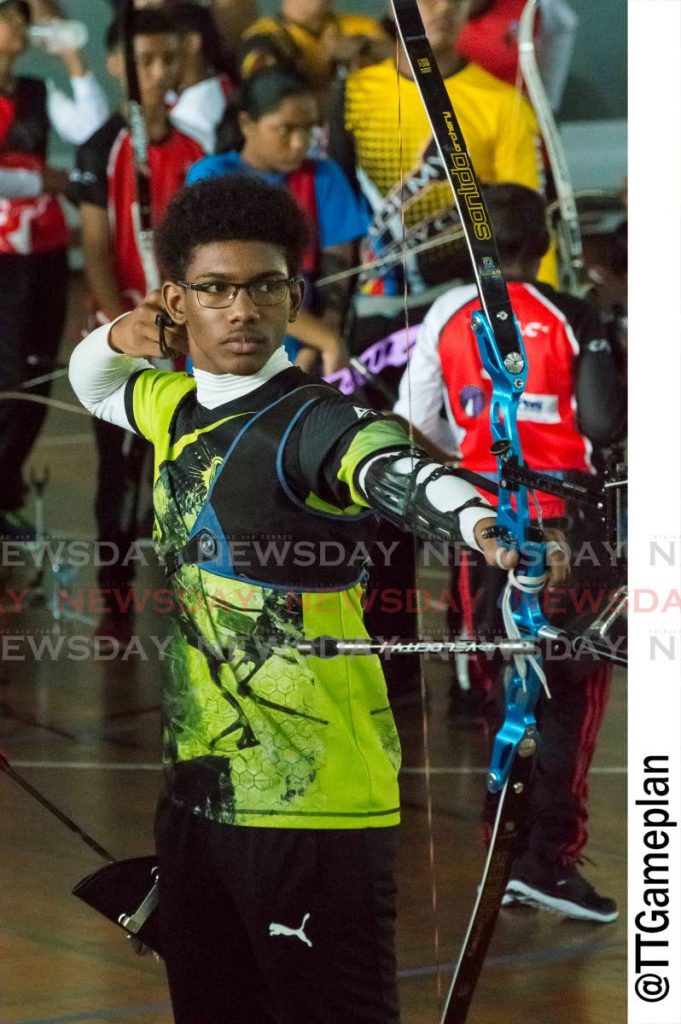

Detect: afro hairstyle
154,174,310,281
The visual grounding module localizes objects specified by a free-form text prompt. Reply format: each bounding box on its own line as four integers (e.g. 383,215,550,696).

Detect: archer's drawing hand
109,290,189,360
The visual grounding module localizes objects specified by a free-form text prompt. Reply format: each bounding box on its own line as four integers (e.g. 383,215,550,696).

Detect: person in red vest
394,183,626,922
67,7,204,640
0,0,71,538
187,67,368,373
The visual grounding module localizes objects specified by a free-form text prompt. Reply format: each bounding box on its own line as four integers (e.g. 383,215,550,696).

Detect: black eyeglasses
177,277,301,309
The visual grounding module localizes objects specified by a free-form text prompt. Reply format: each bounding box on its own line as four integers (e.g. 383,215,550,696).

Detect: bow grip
511,536,549,637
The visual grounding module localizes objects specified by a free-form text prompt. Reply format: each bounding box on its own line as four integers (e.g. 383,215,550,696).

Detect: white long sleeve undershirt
68,318,293,430
68,319,152,429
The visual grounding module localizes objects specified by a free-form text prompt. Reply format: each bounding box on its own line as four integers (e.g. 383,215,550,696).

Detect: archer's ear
163,282,187,324
288,278,305,322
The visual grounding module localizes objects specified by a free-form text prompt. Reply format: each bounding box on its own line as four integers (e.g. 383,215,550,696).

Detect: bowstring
513,4,527,102
395,36,443,1014
510,22,531,186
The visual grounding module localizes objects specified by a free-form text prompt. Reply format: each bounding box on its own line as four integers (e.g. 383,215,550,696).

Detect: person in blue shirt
187,68,369,370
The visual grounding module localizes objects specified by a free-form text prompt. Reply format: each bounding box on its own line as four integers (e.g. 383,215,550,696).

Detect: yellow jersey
343,59,556,283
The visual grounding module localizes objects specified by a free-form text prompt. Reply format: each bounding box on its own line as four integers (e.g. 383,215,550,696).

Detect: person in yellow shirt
239,0,391,93
328,0,556,288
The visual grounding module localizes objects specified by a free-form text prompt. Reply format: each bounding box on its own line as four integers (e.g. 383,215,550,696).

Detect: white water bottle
29,20,89,53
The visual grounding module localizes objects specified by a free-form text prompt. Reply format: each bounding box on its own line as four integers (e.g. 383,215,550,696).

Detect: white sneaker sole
502,880,619,923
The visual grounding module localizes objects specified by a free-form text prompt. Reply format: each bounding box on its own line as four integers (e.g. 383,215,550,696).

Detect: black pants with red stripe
517,651,611,866
155,798,401,1024
450,542,613,868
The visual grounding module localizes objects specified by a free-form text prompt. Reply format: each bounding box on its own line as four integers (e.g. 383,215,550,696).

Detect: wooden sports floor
0,276,626,1024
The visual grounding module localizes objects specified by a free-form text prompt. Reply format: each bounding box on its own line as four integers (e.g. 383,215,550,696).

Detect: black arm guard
360,451,493,544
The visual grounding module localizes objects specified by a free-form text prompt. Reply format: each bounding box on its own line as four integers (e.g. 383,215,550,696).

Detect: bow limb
122,0,160,292
390,2,550,1021
390,0,541,559
518,0,585,294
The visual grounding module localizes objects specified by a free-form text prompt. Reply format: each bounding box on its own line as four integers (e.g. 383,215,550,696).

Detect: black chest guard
164,384,375,591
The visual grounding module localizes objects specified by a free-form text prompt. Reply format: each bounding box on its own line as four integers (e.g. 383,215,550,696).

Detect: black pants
155,799,400,1024
0,248,69,511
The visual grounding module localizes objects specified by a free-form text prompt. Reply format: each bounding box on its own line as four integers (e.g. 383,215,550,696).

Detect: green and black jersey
126,364,410,830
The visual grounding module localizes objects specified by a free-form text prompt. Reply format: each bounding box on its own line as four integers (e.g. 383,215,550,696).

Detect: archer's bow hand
109,290,188,360
475,520,570,590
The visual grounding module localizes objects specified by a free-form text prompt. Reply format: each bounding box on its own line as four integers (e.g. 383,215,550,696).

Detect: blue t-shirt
186,151,369,250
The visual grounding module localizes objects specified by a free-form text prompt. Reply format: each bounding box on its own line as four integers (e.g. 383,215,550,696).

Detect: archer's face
163,240,304,377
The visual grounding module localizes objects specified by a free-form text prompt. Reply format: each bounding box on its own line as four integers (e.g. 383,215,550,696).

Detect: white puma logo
268,912,313,948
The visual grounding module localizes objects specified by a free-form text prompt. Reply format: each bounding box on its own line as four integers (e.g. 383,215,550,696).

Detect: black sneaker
503,863,619,923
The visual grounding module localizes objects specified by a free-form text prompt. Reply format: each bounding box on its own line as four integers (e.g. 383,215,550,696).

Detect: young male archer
69,173,567,1023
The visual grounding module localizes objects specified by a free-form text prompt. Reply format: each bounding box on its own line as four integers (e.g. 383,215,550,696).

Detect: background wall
557,0,626,120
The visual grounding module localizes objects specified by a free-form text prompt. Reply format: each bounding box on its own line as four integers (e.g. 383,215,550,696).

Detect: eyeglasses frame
175,276,303,309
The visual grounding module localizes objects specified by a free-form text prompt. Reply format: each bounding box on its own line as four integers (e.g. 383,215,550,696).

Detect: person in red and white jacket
394,186,624,516
395,183,626,924
68,9,204,319
0,0,72,537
